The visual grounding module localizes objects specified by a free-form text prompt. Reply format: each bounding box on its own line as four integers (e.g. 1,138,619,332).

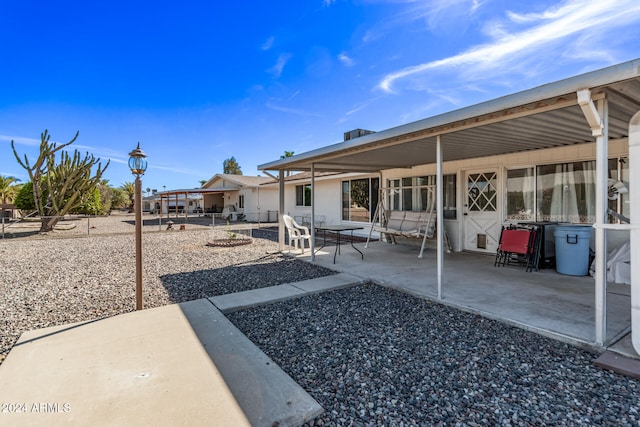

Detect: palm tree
280,151,295,177
0,175,21,204
121,182,136,212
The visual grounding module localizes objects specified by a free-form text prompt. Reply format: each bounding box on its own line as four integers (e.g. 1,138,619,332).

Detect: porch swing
365,185,447,258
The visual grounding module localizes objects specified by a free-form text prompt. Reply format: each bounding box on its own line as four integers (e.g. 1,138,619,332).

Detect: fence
0,211,279,239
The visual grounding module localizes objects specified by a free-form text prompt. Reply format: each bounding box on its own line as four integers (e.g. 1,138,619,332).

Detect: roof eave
258,58,640,171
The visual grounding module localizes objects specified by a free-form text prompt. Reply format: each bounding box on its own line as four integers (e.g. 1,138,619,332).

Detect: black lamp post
129,143,148,310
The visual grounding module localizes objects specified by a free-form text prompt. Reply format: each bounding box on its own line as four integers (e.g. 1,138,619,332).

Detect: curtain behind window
539,161,595,223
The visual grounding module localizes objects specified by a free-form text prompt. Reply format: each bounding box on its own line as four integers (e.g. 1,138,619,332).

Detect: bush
14,181,35,211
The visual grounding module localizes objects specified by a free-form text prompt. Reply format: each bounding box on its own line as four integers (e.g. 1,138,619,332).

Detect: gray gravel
0,216,335,364
228,284,640,426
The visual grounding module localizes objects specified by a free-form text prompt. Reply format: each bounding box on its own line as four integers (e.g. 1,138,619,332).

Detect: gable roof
203,174,275,189
259,58,640,173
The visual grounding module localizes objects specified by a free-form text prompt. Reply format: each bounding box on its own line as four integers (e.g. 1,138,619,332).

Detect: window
238,194,245,209
506,168,535,221
295,184,311,207
342,177,379,222
505,158,627,224
387,175,457,218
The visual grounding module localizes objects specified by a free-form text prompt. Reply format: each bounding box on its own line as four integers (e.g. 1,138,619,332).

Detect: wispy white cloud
288,91,300,100
150,164,202,176
337,98,379,123
0,134,40,146
267,53,293,78
261,36,275,51
323,0,336,7
378,0,640,93
266,102,322,117
338,52,355,67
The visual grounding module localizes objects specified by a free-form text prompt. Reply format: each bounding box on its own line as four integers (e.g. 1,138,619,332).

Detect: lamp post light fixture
129,143,148,310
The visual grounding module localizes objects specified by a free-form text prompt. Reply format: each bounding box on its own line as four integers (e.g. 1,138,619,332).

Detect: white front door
464,170,500,253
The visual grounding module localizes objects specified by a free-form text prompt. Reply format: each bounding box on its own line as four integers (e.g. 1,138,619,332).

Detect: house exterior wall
382,137,628,252
283,178,343,227
240,187,280,222
275,138,629,252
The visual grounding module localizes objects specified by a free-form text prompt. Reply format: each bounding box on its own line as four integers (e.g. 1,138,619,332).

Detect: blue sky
1,0,640,191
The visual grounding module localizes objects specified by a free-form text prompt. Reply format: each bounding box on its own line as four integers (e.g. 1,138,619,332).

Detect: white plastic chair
283,214,312,253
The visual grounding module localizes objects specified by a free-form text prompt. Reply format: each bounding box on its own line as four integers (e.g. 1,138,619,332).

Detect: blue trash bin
554,225,592,276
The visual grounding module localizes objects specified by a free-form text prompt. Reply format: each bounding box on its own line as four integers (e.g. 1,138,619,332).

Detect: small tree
74,187,103,215
223,156,242,175
12,130,109,232
97,180,113,214
14,181,36,212
110,187,129,210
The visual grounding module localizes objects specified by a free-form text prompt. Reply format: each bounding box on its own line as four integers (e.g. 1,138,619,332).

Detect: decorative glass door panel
464,171,500,253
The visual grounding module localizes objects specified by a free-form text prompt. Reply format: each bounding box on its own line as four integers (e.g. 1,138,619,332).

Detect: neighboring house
147,192,203,214
201,174,279,222
0,203,17,219
258,58,640,352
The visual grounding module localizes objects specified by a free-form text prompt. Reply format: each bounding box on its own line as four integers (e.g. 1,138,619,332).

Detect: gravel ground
0,215,335,364
3,215,640,425
228,284,640,426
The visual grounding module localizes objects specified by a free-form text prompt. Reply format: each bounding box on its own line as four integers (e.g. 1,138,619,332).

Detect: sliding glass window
341,177,379,222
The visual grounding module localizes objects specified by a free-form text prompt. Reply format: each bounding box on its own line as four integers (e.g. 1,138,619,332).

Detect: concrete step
209,273,363,313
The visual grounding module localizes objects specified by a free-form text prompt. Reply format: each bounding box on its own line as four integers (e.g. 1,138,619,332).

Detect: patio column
436,135,444,300
630,110,640,354
279,170,285,252
184,192,188,223
594,98,608,346
311,163,316,262
578,89,607,346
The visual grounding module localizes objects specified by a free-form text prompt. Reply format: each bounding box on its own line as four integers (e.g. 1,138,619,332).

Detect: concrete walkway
0,273,361,427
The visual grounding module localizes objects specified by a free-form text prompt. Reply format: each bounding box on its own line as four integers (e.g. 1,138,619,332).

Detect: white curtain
523,167,534,219
549,162,595,223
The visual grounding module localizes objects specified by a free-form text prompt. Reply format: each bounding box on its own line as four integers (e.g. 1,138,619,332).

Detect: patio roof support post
184,192,188,223
311,163,316,262
595,97,609,346
629,110,640,354
436,135,444,300
278,170,285,253
580,90,607,346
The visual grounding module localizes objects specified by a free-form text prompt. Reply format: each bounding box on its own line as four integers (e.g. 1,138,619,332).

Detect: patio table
315,225,364,264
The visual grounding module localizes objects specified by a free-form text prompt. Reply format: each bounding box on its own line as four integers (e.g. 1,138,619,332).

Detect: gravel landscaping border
0,216,335,365
228,284,640,426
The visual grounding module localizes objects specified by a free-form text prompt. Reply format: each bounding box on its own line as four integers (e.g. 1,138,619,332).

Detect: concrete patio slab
210,273,362,313
297,240,635,355
0,299,322,427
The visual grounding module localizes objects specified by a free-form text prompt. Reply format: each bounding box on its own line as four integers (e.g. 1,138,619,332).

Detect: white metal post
630,111,640,354
436,135,444,300
594,98,608,345
279,170,285,252
311,163,316,262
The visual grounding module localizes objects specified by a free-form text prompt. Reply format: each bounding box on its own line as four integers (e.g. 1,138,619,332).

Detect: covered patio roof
259,59,640,173
257,58,640,353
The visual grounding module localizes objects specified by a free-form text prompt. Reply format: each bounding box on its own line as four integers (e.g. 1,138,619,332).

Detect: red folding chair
494,227,538,272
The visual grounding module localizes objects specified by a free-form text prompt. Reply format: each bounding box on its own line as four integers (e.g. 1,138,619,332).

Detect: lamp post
129,143,148,310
